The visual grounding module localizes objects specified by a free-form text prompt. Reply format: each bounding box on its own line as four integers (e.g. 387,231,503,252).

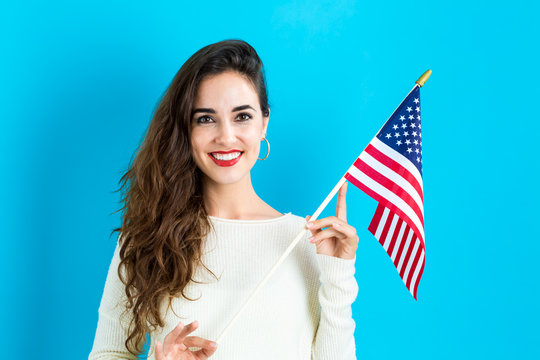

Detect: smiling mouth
209,151,243,160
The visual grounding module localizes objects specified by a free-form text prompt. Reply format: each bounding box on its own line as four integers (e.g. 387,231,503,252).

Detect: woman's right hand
155,320,218,360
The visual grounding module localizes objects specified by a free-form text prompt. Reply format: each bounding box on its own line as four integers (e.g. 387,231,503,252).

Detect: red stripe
368,204,385,235
413,254,425,300
377,208,394,248
365,144,423,203
406,241,423,289
399,234,416,278
352,158,424,227
393,225,411,268
345,173,425,244
386,218,403,257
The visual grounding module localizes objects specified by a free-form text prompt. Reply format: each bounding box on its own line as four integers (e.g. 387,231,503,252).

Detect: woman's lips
207,152,243,167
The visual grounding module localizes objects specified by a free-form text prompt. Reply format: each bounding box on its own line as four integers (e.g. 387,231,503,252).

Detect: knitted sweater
88,212,358,360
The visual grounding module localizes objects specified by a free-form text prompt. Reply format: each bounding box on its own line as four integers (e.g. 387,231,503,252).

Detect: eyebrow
191,104,255,117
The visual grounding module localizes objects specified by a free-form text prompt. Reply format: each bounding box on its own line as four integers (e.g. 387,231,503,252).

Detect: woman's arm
311,253,358,360
88,235,144,360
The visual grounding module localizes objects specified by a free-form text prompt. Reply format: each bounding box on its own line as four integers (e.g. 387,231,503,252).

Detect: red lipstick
208,150,243,167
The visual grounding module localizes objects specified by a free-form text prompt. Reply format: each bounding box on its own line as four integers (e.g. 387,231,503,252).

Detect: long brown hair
109,39,271,356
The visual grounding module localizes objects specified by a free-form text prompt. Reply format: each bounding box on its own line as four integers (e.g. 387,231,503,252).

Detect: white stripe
375,207,390,239
402,240,419,286
359,151,424,216
370,137,423,191
397,229,414,273
390,221,407,262
409,248,425,296
347,165,425,241
383,214,399,251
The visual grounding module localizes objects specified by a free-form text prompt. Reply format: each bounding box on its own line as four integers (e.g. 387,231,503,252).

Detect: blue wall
1,0,538,358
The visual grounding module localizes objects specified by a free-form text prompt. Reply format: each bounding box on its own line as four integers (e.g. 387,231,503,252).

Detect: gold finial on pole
415,69,432,87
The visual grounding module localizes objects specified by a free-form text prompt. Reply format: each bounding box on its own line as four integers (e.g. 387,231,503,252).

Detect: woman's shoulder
286,212,309,227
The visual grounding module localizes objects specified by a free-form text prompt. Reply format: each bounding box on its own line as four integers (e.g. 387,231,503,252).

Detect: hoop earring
258,137,270,160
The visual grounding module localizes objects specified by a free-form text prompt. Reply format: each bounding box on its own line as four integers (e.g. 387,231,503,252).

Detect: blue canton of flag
377,86,422,175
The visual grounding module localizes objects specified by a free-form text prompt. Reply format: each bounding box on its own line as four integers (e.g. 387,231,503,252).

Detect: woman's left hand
305,181,359,260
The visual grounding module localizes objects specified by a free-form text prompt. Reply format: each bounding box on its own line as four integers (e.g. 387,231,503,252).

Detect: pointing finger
336,181,348,221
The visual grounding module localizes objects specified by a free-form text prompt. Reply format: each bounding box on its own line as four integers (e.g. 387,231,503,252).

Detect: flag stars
379,93,423,167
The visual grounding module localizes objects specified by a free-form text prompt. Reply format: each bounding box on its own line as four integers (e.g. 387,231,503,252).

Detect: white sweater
89,212,358,360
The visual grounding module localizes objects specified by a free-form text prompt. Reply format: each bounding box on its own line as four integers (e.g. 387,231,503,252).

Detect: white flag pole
215,70,432,345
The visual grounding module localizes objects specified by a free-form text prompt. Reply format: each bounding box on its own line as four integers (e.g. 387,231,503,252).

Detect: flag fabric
344,85,425,300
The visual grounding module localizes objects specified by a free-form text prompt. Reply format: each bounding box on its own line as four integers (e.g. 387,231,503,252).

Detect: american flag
344,85,425,300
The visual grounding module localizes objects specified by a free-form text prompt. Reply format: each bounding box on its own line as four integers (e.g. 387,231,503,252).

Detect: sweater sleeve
88,236,144,360
311,253,359,360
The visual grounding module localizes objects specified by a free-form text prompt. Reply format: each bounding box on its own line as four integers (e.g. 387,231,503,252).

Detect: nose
215,119,237,146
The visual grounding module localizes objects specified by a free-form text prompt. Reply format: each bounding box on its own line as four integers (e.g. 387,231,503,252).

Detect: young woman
89,39,359,360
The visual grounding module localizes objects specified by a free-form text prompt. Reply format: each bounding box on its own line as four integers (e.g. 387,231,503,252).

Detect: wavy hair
109,39,271,357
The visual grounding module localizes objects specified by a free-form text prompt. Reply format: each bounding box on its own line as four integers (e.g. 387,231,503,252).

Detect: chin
206,173,246,185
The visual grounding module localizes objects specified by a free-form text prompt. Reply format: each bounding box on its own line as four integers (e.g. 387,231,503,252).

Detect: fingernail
333,223,340,227
307,222,313,227
307,236,314,241
210,342,217,348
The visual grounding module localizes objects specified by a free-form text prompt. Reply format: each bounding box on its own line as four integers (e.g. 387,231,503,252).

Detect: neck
202,173,263,219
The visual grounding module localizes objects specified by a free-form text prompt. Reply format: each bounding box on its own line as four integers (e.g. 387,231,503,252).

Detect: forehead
194,71,258,107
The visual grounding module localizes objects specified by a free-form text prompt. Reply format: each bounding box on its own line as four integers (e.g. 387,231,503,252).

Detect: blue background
2,1,538,359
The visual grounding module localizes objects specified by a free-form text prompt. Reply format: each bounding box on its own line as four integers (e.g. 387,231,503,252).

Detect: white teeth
211,152,241,160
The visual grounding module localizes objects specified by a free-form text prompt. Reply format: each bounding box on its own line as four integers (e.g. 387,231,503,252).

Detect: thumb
305,216,315,235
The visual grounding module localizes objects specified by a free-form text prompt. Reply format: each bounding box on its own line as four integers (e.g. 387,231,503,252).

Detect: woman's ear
262,109,270,137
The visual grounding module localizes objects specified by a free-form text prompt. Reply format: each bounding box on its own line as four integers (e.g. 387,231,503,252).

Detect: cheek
190,131,206,153
243,129,263,149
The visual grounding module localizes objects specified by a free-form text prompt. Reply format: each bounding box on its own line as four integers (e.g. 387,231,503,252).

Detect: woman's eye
238,113,252,121
196,116,213,124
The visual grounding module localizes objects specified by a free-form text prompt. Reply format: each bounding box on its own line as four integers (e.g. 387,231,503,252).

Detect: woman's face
190,70,269,185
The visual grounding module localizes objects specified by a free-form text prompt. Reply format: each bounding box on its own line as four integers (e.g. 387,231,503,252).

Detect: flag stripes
368,204,425,299
345,163,424,243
